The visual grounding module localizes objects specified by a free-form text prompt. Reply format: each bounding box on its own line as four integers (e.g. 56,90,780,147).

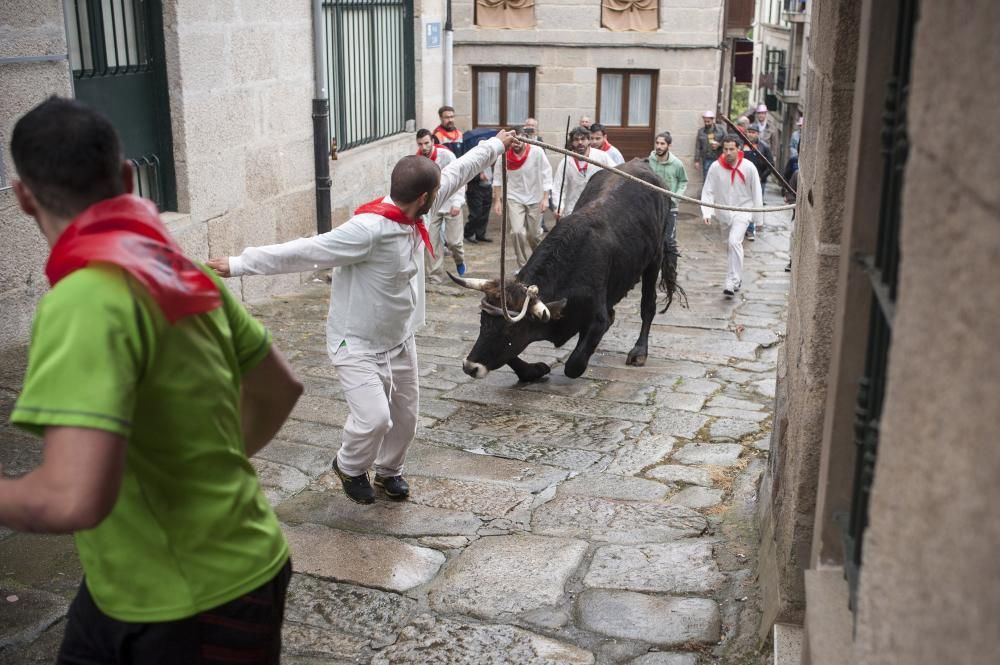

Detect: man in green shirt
647,131,689,242
0,97,303,664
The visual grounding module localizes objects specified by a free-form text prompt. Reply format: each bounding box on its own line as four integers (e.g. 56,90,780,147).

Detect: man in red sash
209,130,516,505
2,97,303,663
552,126,614,218
491,127,553,269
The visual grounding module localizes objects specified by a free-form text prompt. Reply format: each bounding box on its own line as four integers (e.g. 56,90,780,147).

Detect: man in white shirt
492,127,553,269
415,129,466,281
589,123,626,166
552,126,614,218
701,135,763,297
207,130,516,504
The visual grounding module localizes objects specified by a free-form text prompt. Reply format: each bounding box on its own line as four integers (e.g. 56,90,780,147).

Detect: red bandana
46,194,221,324
354,197,434,258
573,152,589,175
599,140,613,152
505,144,530,170
717,152,747,185
433,126,462,143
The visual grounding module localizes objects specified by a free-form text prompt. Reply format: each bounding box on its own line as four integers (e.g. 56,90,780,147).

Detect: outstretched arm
434,130,515,212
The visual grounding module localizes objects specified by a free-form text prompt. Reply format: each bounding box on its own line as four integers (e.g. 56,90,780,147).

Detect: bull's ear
545,298,568,320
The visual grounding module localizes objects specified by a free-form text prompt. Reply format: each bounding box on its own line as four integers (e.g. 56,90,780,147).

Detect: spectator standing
2,97,302,664
210,132,516,505
433,105,464,155
579,115,593,130
646,131,688,243
552,126,614,218
752,104,781,164
701,135,763,297
695,110,727,180
589,123,626,165
741,125,774,241
492,128,553,269
416,129,466,280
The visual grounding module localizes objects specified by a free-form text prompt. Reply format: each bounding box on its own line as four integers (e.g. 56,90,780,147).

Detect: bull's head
449,273,567,378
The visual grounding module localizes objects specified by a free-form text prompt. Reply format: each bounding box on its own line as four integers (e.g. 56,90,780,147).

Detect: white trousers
332,336,419,477
722,215,752,290
426,211,465,278
507,200,542,268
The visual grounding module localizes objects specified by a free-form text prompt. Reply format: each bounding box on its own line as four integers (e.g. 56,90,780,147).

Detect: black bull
450,159,684,382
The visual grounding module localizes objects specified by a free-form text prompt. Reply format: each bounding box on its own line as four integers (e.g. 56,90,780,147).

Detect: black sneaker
332,458,375,504
476,236,493,243
374,474,410,500
723,288,735,297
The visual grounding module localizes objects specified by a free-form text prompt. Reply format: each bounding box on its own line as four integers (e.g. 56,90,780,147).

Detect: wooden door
596,70,658,161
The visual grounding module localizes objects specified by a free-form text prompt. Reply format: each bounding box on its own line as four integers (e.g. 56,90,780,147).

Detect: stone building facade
1,0,442,381
758,0,1000,663
449,0,726,168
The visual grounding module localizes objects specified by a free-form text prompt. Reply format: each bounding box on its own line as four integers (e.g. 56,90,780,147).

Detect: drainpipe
444,0,453,106
312,0,332,234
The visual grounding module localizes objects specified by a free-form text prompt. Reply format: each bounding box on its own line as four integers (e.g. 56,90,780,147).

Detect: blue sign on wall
426,22,441,49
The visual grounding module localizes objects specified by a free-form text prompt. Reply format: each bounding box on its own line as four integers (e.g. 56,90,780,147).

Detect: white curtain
506,72,530,124
478,72,501,125
600,73,623,125
628,74,652,126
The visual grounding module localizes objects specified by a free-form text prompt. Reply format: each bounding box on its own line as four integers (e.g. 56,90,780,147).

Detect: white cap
756,104,768,113
702,110,715,118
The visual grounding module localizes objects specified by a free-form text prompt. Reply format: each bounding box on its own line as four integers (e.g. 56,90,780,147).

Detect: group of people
0,94,799,662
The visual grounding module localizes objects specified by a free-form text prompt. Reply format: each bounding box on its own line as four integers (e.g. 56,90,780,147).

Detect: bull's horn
447,272,491,291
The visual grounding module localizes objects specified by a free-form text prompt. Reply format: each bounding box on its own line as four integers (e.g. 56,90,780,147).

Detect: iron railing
65,0,176,211
840,0,917,618
323,0,415,151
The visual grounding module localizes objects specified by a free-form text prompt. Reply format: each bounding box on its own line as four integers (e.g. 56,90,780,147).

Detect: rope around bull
517,136,796,213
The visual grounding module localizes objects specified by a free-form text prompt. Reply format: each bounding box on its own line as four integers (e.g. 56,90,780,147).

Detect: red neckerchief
417,145,439,162
354,197,434,258
599,140,613,152
717,152,747,185
433,126,462,143
506,144,530,170
45,194,221,324
573,150,589,175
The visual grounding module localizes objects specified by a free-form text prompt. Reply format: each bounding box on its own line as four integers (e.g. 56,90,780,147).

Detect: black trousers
57,560,292,665
464,183,493,239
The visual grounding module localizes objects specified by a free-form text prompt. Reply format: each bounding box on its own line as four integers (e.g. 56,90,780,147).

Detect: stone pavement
0,190,792,664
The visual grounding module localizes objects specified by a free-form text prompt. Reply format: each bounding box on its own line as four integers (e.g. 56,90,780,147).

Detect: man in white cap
695,110,727,181
701,134,763,297
752,104,781,164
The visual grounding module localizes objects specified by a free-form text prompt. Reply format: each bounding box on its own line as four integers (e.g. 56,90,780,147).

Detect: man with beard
701,135,763,297
492,127,552,269
415,129,466,280
552,126,614,218
646,131,688,243
432,105,464,155
209,130,516,504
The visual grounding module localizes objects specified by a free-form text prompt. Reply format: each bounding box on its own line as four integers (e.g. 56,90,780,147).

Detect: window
472,67,535,127
601,0,658,32
324,0,415,151
596,69,657,161
475,0,535,29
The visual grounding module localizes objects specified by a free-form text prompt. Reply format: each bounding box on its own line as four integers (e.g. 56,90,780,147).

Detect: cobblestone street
1,194,792,664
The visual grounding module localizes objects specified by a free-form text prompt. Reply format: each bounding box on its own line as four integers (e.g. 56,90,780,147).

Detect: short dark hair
569,126,591,142
11,96,126,218
438,105,455,117
589,123,607,135
721,134,743,148
416,128,432,140
746,125,760,134
656,131,672,144
390,155,441,204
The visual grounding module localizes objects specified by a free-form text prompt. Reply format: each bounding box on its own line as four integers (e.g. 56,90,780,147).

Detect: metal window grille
323,0,415,151
65,0,177,211
839,0,918,618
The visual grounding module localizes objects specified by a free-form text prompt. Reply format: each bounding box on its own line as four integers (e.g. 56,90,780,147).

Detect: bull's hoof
514,362,551,383
626,347,648,367
564,359,588,379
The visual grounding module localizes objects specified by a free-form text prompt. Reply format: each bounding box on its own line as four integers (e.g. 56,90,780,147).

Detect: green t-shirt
11,264,289,622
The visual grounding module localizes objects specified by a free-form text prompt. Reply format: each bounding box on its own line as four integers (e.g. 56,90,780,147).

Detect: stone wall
852,1,1000,662
451,0,724,169
0,0,73,388
755,0,861,637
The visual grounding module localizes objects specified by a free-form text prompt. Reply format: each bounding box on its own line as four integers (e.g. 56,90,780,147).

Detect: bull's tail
658,237,688,313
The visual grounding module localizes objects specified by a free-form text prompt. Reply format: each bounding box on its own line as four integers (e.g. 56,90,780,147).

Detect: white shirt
551,148,614,216
229,137,505,354
426,147,464,215
700,156,763,226
600,144,625,166
491,145,553,206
